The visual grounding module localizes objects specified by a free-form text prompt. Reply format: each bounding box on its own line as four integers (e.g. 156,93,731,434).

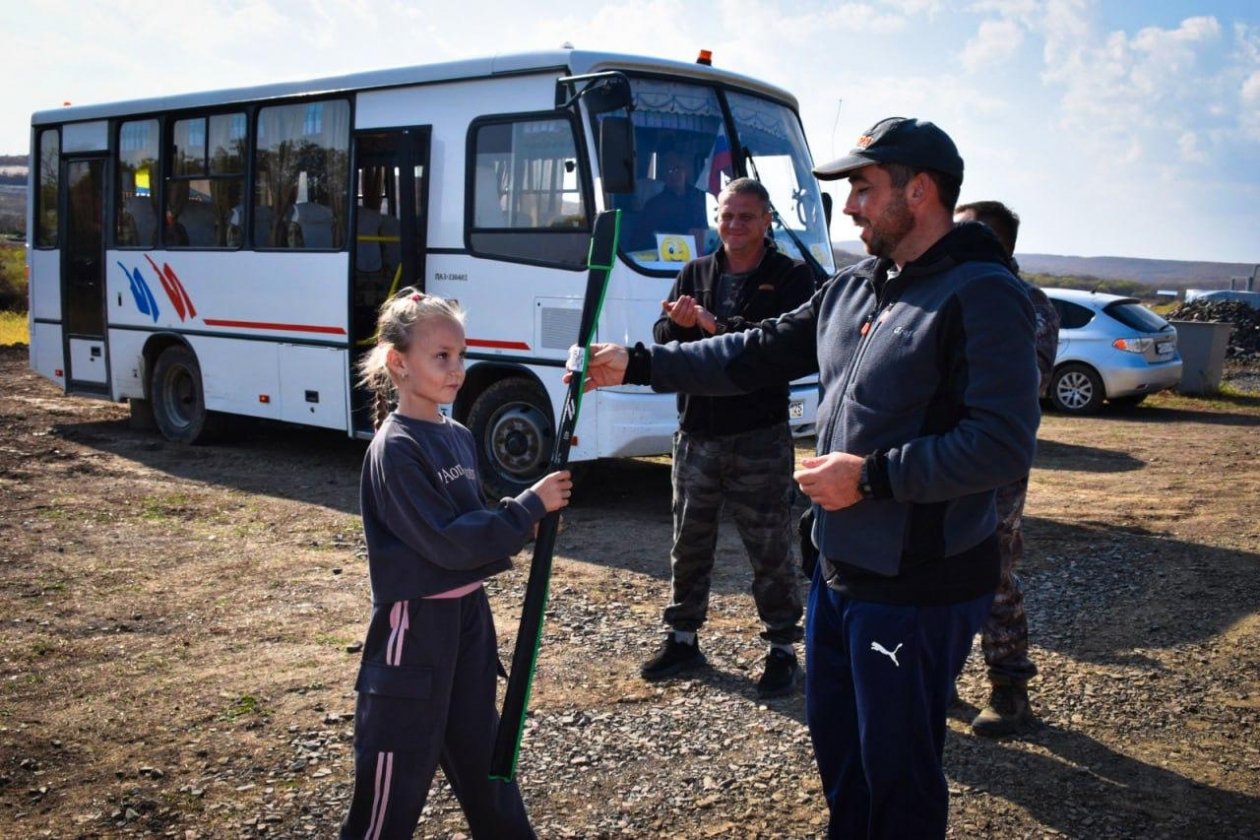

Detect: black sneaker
971,682,1034,737
640,635,706,681
756,648,800,698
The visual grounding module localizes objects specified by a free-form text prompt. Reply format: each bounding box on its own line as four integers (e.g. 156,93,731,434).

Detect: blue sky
5,0,1258,263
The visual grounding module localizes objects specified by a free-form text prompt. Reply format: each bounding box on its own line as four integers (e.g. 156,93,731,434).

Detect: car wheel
1049,363,1105,415
465,377,555,500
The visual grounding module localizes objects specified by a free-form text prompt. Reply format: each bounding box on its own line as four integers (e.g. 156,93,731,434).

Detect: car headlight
1112,337,1154,353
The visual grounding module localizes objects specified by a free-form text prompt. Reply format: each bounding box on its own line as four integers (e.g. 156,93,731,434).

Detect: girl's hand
531,470,573,513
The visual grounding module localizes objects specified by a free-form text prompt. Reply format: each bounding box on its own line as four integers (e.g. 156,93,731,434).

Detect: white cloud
1178,131,1205,162
968,0,1039,19
879,0,943,15
1243,71,1260,104
818,3,908,33
1030,9,1238,172
1234,25,1260,141
1128,16,1222,97
960,19,1025,73
1039,0,1096,73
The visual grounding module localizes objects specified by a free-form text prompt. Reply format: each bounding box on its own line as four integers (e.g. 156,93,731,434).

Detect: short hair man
573,118,1041,837
953,200,1061,735
639,177,814,697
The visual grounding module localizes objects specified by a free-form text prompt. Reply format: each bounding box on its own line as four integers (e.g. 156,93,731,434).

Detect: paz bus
27,48,834,497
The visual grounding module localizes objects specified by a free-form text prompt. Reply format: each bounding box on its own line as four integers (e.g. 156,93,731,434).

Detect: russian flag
703,128,733,195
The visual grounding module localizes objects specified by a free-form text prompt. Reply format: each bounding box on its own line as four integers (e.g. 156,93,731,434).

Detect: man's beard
858,192,914,259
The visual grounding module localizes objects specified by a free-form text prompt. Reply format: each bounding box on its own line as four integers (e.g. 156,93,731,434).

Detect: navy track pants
805,566,992,839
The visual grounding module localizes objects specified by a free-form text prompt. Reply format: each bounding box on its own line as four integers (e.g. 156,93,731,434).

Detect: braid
372,387,392,430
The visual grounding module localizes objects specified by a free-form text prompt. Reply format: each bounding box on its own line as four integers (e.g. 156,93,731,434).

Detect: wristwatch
857,458,875,500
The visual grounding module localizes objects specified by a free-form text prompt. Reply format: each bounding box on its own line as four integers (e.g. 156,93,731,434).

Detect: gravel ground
1,347,1258,838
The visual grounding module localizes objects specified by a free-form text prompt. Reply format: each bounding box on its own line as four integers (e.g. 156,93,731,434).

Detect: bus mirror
600,116,635,195
556,72,633,114
822,192,833,231
579,75,632,115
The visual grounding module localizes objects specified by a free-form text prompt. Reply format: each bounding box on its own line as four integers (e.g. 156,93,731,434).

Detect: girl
341,288,571,840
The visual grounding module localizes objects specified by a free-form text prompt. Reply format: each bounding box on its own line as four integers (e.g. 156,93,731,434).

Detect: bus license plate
1157,341,1174,356
789,400,804,419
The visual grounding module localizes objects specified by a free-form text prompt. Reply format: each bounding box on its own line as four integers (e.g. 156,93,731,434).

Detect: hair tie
410,293,424,302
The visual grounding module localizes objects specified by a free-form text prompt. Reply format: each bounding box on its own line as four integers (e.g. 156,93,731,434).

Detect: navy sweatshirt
359,413,547,603
633,223,1041,606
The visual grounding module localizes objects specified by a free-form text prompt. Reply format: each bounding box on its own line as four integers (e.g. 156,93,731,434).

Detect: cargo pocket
353,662,435,751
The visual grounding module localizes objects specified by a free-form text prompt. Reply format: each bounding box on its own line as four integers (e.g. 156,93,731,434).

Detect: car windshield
1106,301,1171,333
594,77,833,275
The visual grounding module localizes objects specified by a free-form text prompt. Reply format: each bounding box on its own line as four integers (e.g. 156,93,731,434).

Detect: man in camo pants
955,200,1060,735
639,178,814,697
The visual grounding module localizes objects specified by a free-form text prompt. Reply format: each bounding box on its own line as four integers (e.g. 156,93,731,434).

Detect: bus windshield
599,76,834,275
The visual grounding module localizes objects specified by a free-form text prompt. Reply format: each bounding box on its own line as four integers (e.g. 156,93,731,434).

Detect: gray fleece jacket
634,223,1040,605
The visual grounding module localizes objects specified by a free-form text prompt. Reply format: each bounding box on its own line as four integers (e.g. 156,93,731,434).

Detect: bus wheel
150,345,220,444
466,377,555,500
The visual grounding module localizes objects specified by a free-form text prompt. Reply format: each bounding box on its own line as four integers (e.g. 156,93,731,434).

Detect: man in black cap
573,116,1041,837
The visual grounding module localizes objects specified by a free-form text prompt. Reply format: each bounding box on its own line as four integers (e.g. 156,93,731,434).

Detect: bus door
349,127,431,432
62,155,110,394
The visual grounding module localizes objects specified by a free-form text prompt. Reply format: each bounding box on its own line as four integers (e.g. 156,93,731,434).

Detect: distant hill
1017,253,1256,288
834,241,1257,289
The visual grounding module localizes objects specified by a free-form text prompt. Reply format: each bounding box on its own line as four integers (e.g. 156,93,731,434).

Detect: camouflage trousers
981,475,1038,684
664,424,803,645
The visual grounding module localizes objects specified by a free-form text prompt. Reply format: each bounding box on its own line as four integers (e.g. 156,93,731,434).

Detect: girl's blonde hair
357,287,465,429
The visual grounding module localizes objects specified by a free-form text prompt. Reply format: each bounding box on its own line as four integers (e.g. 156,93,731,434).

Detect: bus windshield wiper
743,148,831,287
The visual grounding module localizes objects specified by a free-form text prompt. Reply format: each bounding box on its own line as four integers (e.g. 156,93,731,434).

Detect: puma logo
870,641,903,667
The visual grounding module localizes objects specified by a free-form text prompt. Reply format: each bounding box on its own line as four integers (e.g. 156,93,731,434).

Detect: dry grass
0,310,27,346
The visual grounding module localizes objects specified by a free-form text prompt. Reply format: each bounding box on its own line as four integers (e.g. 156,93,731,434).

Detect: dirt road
1,344,1257,838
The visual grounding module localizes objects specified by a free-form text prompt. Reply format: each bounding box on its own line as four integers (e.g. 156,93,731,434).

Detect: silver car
1044,288,1182,414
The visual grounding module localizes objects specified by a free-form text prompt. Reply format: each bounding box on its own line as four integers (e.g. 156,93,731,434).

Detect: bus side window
117,119,159,248
466,114,590,267
255,100,350,251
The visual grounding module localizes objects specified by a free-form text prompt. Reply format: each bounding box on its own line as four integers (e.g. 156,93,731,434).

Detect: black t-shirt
714,270,751,318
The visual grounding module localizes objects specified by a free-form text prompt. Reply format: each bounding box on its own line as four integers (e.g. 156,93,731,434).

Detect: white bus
27,49,834,497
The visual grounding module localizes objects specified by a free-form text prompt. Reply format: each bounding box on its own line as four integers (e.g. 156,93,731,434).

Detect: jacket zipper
823,272,900,456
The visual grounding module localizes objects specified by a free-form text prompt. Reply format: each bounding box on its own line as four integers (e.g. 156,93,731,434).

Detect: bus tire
150,345,223,444
466,377,555,501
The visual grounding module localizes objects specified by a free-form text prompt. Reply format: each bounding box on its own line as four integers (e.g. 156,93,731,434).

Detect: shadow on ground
945,714,1260,836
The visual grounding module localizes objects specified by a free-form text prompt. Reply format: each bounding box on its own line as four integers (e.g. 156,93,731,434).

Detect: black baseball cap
812,117,964,181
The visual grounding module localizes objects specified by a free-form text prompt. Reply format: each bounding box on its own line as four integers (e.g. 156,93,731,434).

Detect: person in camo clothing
953,200,1060,736
638,177,814,698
